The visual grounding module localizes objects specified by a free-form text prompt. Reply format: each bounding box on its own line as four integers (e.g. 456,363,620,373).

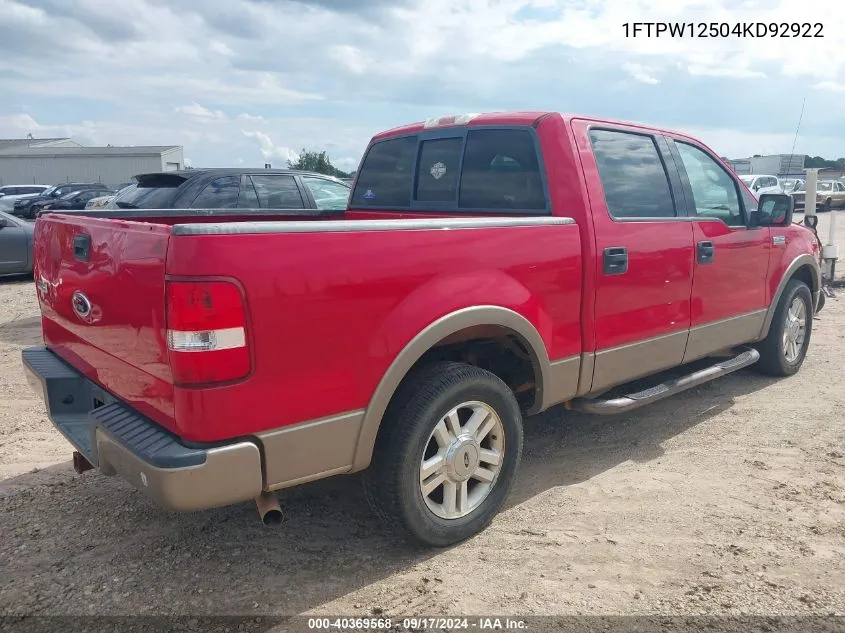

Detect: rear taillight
165,280,250,385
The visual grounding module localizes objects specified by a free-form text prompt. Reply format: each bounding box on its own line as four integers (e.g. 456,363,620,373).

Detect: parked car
85,184,135,210
0,211,34,276
0,187,51,212
39,189,116,213
22,111,820,547
101,169,350,212
739,174,783,195
0,184,49,199
781,178,804,193
789,180,845,212
13,182,110,219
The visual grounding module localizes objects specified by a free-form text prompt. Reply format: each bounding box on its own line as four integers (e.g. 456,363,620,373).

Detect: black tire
362,361,523,547
822,199,832,212
816,290,826,314
755,280,813,376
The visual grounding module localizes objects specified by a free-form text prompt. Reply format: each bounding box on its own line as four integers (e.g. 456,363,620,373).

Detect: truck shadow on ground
0,367,778,616
0,316,42,347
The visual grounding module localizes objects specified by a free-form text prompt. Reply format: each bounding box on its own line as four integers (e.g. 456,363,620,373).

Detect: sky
0,0,843,172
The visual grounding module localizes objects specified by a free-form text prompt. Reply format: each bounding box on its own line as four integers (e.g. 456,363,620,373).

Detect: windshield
40,186,57,197
739,176,754,185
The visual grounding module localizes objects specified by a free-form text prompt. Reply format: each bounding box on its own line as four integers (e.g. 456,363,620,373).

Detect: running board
567,348,760,415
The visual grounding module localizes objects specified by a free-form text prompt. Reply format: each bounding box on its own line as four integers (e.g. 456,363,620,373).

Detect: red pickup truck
23,112,821,547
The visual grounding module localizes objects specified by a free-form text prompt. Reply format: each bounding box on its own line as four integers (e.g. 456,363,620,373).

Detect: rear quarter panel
166,221,582,441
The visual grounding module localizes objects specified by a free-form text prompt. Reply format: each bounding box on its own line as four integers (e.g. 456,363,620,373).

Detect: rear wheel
822,198,832,212
363,362,523,547
755,280,813,376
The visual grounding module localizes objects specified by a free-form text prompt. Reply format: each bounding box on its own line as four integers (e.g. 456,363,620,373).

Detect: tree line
288,149,353,178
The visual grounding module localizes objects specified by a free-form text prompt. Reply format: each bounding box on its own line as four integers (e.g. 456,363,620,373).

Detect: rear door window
237,175,260,208
189,176,241,208
588,129,677,219
248,175,305,208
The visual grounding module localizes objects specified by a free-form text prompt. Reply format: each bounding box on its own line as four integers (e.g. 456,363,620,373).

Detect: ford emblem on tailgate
71,290,93,319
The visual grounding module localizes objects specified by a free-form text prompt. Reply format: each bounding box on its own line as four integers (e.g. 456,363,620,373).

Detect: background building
726,154,804,178
0,138,184,187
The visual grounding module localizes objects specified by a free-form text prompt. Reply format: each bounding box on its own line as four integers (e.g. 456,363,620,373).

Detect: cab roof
370,111,696,143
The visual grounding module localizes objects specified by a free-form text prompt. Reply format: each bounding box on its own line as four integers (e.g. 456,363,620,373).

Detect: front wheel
363,362,524,547
755,280,813,376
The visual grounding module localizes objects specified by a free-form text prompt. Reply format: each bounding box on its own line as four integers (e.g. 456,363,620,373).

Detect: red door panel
690,221,770,326
571,119,695,351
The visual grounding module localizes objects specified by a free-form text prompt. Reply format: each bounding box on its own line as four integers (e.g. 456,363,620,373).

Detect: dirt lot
1,215,844,626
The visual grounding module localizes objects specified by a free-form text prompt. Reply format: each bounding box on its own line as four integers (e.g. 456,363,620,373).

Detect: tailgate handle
73,234,91,262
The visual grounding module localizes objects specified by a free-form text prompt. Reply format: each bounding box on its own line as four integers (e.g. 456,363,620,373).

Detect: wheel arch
757,253,820,340
350,306,552,471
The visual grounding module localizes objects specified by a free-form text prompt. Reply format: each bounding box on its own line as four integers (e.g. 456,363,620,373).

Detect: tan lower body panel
257,410,365,491
541,355,581,409
590,330,689,395
576,352,596,397
683,310,766,364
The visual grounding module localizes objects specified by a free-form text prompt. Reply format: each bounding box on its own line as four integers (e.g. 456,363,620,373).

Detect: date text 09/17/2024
622,22,824,38
307,617,527,631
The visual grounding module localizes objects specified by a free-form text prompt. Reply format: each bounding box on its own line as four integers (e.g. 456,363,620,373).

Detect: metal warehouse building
726,153,805,178
0,138,184,188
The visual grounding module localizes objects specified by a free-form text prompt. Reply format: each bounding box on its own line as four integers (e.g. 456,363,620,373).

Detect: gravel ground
1,214,844,631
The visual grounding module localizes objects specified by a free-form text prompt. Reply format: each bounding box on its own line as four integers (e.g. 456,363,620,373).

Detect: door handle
73,234,91,262
697,240,715,264
603,246,628,275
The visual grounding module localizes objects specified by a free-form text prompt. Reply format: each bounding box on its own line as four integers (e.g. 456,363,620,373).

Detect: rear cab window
350,126,548,213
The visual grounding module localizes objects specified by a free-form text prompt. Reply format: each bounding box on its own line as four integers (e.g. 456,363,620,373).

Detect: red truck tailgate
33,214,177,431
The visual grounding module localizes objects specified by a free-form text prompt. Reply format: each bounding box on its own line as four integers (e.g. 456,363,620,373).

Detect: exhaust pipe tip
255,491,283,526
262,508,283,526
72,451,94,474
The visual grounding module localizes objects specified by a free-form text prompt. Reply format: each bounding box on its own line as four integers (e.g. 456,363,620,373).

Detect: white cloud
241,130,300,164
1,0,843,168
328,45,370,74
237,112,266,122
815,81,845,93
623,62,659,84
175,103,227,120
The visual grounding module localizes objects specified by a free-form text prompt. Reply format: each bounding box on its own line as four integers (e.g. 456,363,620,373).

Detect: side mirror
752,193,793,227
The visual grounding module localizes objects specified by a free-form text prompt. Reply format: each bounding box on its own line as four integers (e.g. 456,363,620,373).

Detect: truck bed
33,211,583,445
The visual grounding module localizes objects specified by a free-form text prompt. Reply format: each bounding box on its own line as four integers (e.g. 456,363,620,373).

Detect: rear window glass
350,136,418,207
416,138,462,202
458,129,545,210
111,180,181,209
350,128,547,212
